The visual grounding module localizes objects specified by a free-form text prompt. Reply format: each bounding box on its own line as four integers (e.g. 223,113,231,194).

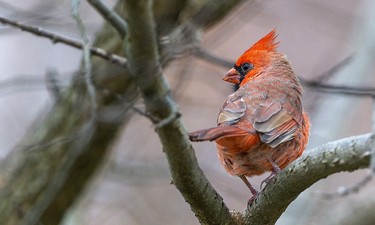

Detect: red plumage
189,30,310,203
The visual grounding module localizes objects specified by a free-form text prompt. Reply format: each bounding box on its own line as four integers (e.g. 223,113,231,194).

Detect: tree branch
300,79,375,97
244,133,374,225
0,15,127,66
123,1,235,225
87,0,128,37
0,1,252,224
191,0,246,28
194,47,233,68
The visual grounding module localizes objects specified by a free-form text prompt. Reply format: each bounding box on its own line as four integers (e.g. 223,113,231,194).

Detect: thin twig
45,68,62,100
314,55,354,81
300,79,375,97
321,99,375,199
0,15,127,66
87,0,128,37
298,55,373,97
321,172,374,199
194,47,233,68
72,0,97,113
0,76,45,95
130,105,157,123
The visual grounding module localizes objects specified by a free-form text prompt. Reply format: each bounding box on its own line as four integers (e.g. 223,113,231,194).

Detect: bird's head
223,29,279,90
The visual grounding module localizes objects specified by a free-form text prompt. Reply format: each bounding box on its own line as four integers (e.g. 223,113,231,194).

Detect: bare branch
244,133,374,225
314,55,354,81
300,79,375,97
123,1,235,224
194,47,233,68
320,93,375,200
45,69,63,100
0,15,127,66
320,100,375,200
72,0,97,113
191,0,246,28
321,172,373,199
0,76,45,95
87,0,128,37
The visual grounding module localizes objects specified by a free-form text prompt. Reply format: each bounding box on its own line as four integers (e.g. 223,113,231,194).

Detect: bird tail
188,126,249,142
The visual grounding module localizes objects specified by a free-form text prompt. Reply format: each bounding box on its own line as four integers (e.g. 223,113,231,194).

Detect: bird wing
217,97,247,126
189,96,258,145
252,98,298,148
217,95,298,148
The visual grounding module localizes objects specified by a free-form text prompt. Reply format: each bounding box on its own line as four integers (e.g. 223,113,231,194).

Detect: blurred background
1,0,375,224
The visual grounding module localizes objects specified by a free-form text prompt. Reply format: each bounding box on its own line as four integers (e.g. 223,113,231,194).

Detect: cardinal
189,30,310,203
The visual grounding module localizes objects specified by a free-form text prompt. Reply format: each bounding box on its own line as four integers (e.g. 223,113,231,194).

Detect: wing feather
252,98,298,148
217,97,246,125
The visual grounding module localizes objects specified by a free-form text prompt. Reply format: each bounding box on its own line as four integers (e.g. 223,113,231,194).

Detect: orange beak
223,68,240,84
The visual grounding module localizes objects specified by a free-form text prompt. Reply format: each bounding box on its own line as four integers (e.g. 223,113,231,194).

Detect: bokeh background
1,0,375,224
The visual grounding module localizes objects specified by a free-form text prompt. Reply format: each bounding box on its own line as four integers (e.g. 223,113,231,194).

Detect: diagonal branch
87,0,128,37
244,133,374,225
0,15,127,66
123,1,235,225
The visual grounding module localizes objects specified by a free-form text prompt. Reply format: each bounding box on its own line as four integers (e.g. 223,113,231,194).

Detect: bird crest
246,29,279,53
234,29,279,70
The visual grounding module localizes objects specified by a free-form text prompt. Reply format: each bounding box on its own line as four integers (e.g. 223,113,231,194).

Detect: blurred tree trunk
0,1,244,224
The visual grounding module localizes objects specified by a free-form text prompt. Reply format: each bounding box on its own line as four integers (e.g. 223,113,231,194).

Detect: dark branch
194,47,233,68
300,79,375,97
0,16,127,66
123,1,235,224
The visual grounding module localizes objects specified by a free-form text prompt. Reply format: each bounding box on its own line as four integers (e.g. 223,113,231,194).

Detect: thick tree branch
123,1,235,225
244,133,374,225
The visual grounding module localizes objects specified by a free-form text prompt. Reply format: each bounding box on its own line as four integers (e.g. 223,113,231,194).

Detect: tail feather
189,126,250,142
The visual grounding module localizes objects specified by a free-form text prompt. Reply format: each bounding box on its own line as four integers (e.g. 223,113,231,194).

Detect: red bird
189,30,310,202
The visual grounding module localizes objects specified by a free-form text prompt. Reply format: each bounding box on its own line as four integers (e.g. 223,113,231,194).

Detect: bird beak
223,68,240,84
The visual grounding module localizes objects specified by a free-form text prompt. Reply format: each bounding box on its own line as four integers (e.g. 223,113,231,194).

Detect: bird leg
239,175,259,207
260,156,282,189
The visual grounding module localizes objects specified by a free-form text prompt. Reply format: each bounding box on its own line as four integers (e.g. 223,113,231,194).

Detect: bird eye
241,62,253,73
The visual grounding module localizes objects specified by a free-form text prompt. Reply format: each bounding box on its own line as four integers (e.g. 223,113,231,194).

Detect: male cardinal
189,30,310,203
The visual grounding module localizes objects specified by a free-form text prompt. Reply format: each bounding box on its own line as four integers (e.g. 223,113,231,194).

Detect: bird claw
260,156,282,189
247,192,259,208
260,172,278,189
